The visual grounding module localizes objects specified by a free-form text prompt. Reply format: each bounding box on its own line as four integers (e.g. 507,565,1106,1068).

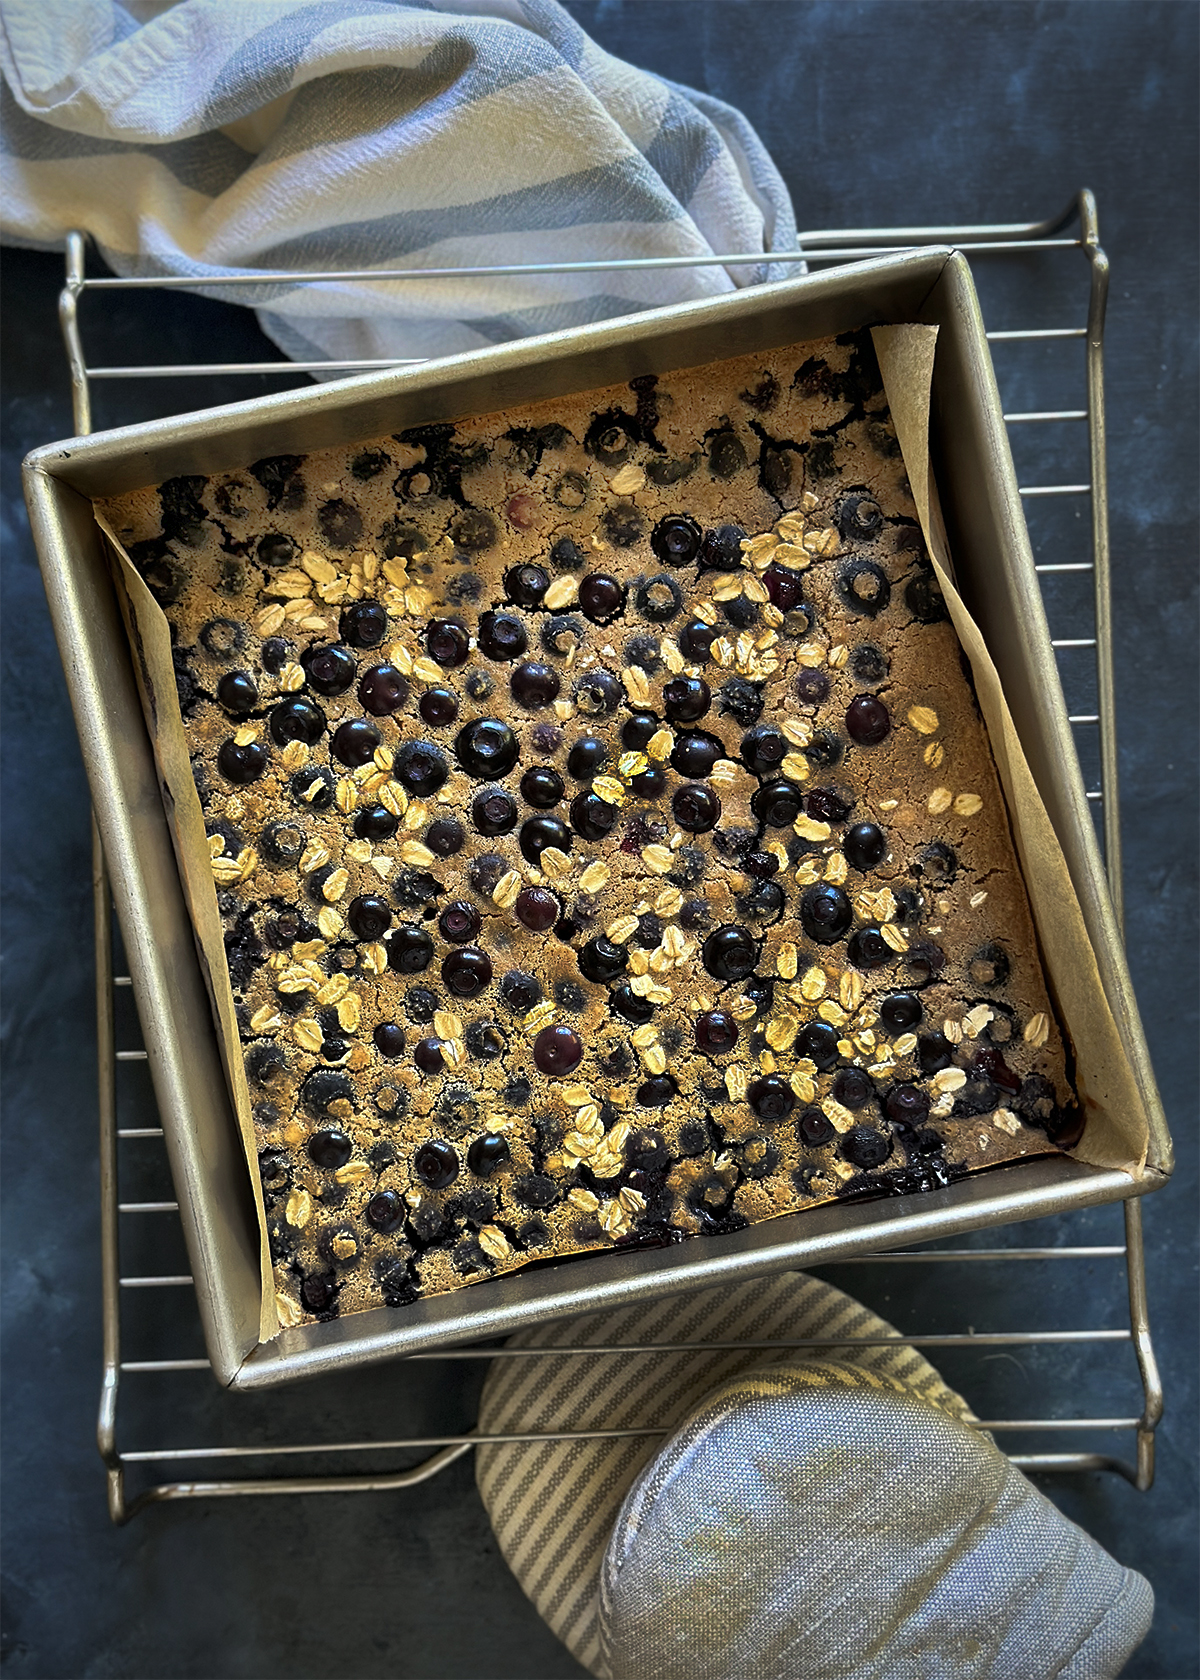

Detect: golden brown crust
100,330,1078,1326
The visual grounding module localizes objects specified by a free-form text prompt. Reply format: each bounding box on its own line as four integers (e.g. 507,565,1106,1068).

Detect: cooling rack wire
55,190,1163,1524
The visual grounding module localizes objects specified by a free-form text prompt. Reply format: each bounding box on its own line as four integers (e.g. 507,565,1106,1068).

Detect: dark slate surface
2,3,1196,1676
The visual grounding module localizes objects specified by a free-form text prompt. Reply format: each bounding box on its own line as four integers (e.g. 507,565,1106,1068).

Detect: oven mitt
598,1360,1154,1680
475,1270,980,1678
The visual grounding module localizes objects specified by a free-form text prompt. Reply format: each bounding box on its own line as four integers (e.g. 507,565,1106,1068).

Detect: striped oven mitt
475,1271,1153,1680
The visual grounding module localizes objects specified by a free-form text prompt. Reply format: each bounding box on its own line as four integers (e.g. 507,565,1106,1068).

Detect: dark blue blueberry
578,938,628,984
414,1140,459,1189
838,560,891,617
505,564,549,607
386,925,434,974
573,667,622,716
846,695,890,746
801,885,853,945
331,717,381,767
520,765,564,807
844,822,886,869
741,725,786,777
472,788,518,836
511,661,561,708
702,924,757,981
216,670,257,715
478,612,528,661
455,718,519,779
425,817,465,857
570,790,618,841
269,697,325,747
797,1020,841,1070
340,599,388,648
879,993,923,1033
748,1075,795,1123
837,494,884,541
752,779,805,828
840,1126,892,1169
672,783,720,833
467,1134,511,1177
520,815,570,863
635,574,684,624
217,738,268,784
651,514,703,566
567,736,608,779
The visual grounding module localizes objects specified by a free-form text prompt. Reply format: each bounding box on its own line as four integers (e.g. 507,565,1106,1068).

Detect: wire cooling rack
56,190,1163,1523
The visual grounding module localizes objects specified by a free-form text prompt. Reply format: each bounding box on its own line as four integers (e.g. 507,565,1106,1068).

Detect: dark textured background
2,3,1196,1676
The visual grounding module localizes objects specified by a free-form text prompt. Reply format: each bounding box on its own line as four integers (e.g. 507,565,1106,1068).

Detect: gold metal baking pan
24,247,1169,1388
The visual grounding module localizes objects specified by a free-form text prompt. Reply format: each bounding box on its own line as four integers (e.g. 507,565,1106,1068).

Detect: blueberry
217,738,268,784
833,1068,874,1109
478,612,528,662
840,1127,892,1169
879,993,923,1033
743,880,785,921
695,1011,739,1055
442,947,492,998
670,732,723,778
419,687,459,727
511,661,561,708
634,574,684,624
803,728,843,769
340,599,388,648
806,787,852,825
916,841,958,886
906,569,948,624
838,560,891,617
519,815,570,862
918,1031,955,1072
752,779,805,828
663,676,710,724
199,618,245,659
413,1034,447,1075
405,988,438,1026
707,429,747,478
515,887,559,931
455,718,519,779
885,1084,931,1125
795,668,831,706
448,509,497,553
499,970,540,1013
307,1129,352,1169
797,1107,835,1146
425,817,465,857
621,712,658,752
290,766,335,810
331,718,382,767
650,514,702,566
414,1139,459,1189
679,618,715,661
261,819,305,866
541,614,586,660
611,984,654,1026
796,1020,840,1070
844,822,886,870
716,677,763,727
631,766,666,798
386,926,434,974
846,696,890,746
702,924,757,981
347,895,392,940
505,564,549,607
748,1075,795,1122
533,1024,584,1075
570,791,618,842
763,563,807,612
637,1076,676,1108
373,1022,406,1059
849,644,888,685
269,697,325,747
216,670,257,715
358,664,408,716
472,788,518,836
698,525,746,572
799,885,852,946
624,635,661,674
366,1190,405,1234
837,494,884,541
741,725,786,777
578,937,628,984
579,573,626,623
672,783,721,833
439,901,481,943
426,617,471,668
467,1133,511,1177
567,736,608,779
520,765,564,807
468,854,506,896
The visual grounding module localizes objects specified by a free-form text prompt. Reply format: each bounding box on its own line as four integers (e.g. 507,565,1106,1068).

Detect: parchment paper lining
95,322,1147,1343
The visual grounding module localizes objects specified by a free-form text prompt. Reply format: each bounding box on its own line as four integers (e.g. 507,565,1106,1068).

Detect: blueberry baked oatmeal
100,329,1081,1328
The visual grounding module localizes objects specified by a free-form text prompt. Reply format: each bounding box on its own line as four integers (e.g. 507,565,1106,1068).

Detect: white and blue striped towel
0,0,798,370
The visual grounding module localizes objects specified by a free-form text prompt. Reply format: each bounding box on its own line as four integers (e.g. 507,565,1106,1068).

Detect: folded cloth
475,1272,980,1679
599,1362,1154,1680
0,0,797,371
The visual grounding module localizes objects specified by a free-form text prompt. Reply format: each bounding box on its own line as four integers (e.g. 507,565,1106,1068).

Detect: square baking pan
23,246,1171,1389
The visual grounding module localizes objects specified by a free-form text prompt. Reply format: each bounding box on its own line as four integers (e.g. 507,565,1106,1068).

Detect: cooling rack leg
93,822,128,1524
60,232,91,438
1123,1196,1162,1492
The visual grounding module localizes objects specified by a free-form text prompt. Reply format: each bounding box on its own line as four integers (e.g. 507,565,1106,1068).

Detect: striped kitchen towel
0,0,798,373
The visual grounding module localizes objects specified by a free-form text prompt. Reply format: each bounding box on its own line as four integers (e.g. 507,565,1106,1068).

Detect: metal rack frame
57,190,1162,1525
